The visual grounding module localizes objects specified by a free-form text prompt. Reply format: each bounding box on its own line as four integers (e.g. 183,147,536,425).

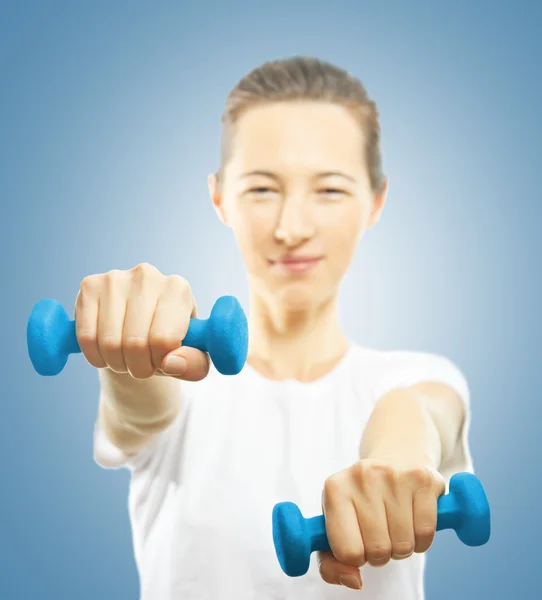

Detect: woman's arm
317,381,468,590
97,369,182,456
359,381,466,470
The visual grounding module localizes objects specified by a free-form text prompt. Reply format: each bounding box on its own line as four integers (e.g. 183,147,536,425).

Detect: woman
88,56,472,599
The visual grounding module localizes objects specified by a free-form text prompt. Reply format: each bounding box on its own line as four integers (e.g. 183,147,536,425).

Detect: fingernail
162,355,187,376
339,574,362,590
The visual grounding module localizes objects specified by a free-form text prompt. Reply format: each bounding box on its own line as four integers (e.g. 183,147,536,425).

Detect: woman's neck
246,291,350,382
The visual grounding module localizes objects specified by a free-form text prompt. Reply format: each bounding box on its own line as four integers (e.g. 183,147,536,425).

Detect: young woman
87,56,472,599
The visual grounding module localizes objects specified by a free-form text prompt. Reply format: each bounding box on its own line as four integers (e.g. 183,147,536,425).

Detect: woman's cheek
326,210,361,254
233,218,272,273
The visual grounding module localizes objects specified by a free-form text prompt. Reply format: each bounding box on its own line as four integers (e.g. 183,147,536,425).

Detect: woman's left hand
317,458,446,590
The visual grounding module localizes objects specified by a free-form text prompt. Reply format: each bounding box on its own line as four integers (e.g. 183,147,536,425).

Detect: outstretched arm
318,381,467,591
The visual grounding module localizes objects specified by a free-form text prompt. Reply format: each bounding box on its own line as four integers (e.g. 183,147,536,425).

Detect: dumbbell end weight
272,502,330,577
437,472,490,546
185,295,248,376
27,299,80,376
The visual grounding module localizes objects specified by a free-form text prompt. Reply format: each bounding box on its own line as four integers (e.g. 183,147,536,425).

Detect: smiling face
210,101,387,310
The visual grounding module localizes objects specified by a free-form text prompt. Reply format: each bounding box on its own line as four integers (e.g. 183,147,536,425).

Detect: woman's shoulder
349,343,460,368
347,343,469,399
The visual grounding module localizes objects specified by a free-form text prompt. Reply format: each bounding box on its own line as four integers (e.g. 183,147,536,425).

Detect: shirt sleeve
93,392,185,472
372,350,474,481
93,417,172,471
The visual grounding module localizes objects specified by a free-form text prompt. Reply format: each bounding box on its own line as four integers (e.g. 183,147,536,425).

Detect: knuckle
366,542,392,564
166,274,192,297
104,269,125,289
133,262,158,276
323,473,344,500
351,462,370,489
133,263,162,286
80,274,101,295
392,541,414,558
99,335,122,354
129,263,158,286
415,524,435,541
88,357,107,369
353,461,368,478
123,335,149,353
354,461,394,488
405,466,433,488
334,546,365,567
77,329,96,346
106,268,123,279
149,331,182,352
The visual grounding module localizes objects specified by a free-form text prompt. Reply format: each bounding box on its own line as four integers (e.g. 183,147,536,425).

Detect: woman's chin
270,281,327,310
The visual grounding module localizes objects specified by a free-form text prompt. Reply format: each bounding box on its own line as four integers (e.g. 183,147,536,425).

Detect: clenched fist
318,459,445,590
74,262,210,382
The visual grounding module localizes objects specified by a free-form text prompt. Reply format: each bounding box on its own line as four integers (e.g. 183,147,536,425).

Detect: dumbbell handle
298,491,472,555
43,315,216,360
182,319,211,353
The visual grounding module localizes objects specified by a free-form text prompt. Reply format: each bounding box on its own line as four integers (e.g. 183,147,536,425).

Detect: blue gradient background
1,1,540,598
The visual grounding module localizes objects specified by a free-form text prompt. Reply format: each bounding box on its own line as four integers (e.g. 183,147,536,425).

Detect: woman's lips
269,256,323,273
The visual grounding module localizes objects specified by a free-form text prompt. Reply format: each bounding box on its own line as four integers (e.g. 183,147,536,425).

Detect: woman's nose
274,198,315,246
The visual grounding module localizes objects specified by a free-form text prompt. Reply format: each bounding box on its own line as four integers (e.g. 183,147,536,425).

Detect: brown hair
216,55,385,194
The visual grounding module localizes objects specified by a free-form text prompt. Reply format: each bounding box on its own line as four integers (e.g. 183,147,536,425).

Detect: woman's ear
208,172,228,226
367,177,388,228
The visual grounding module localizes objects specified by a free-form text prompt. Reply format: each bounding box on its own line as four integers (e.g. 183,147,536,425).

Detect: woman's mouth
269,255,323,273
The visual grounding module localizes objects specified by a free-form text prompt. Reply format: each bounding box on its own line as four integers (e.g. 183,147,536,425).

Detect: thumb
317,550,363,590
159,346,211,381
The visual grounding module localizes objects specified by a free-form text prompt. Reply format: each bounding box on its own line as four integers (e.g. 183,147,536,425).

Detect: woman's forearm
98,369,182,455
359,382,465,471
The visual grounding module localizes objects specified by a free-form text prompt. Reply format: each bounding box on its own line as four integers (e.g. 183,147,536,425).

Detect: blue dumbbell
272,471,490,577
27,295,248,376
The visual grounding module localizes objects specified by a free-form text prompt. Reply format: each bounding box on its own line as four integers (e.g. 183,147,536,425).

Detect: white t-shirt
94,344,473,600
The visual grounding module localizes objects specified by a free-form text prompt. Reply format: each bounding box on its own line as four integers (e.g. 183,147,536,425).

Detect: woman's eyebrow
241,170,279,180
241,170,356,182
315,171,356,183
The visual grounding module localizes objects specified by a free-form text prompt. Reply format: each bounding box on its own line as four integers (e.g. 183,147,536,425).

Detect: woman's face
210,101,387,310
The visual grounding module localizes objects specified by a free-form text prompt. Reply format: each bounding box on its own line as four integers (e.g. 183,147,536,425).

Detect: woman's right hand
74,262,210,382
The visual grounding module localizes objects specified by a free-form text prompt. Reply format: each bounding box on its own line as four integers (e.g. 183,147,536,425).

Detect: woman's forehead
229,102,365,174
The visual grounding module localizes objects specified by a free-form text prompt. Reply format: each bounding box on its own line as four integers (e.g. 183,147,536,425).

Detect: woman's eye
319,188,346,199
246,187,277,200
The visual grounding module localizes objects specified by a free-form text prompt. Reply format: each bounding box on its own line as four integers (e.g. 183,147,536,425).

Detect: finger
354,492,392,567
148,276,194,370
413,485,438,554
98,272,128,373
122,290,158,380
385,485,415,560
150,277,204,378
317,550,362,590
322,477,365,569
75,277,106,369
161,346,211,381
